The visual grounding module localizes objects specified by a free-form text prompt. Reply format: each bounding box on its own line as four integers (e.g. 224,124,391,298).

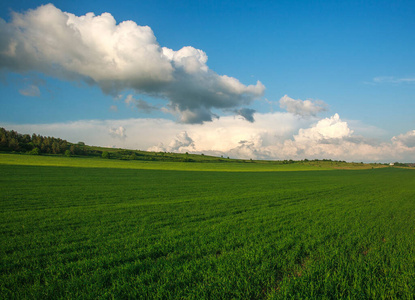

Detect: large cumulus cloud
0,4,264,123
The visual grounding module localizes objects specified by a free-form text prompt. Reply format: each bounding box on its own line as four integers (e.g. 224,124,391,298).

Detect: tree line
0,127,193,160
0,127,89,155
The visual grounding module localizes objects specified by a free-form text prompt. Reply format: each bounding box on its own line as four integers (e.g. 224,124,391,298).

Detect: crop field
0,153,385,172
1,155,415,299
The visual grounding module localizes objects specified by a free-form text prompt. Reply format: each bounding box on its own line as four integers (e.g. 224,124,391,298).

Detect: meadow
1,154,414,299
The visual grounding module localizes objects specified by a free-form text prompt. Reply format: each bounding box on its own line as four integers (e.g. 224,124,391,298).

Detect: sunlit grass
0,153,386,172
1,155,413,298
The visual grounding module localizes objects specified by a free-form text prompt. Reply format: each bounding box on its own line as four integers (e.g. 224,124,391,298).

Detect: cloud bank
3,112,414,162
0,4,264,123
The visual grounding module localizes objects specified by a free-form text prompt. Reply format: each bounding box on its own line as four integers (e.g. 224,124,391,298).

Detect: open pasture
1,157,414,298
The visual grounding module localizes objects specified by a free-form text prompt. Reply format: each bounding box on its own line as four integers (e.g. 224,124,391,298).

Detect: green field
1,154,414,299
0,153,386,172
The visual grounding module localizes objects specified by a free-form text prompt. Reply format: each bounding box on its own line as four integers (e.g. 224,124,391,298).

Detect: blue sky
0,0,414,161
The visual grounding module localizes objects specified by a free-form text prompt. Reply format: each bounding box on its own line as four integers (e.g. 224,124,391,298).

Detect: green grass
0,153,386,172
1,155,414,299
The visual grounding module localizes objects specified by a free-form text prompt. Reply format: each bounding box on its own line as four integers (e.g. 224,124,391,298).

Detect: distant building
389,163,395,166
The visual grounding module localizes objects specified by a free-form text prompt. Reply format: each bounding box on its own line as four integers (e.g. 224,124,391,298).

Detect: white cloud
0,4,264,123
110,105,118,112
19,84,40,97
109,126,126,139
2,113,414,162
279,95,328,117
149,131,195,152
392,130,415,148
373,76,415,84
124,95,135,106
294,114,351,143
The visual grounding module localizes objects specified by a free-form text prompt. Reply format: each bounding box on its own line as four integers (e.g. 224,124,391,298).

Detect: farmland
1,154,415,299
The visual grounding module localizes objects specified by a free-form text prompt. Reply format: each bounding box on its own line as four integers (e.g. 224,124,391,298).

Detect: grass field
1,154,414,298
0,153,386,172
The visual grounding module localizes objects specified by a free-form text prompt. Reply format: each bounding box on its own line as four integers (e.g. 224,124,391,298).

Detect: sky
0,0,414,162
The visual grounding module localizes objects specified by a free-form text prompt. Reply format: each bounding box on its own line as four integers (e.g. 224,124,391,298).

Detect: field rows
1,162,415,298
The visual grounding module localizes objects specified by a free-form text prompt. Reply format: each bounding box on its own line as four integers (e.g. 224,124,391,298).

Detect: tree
102,151,110,159
22,134,31,144
8,138,19,151
28,147,40,155
0,129,7,149
61,141,68,152
52,141,60,154
70,145,76,155
0,128,73,155
64,150,71,157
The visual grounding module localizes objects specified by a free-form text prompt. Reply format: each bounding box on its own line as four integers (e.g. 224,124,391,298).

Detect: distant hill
0,127,242,163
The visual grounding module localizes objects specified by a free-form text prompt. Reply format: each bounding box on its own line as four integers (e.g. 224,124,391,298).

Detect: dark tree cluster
0,127,86,155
